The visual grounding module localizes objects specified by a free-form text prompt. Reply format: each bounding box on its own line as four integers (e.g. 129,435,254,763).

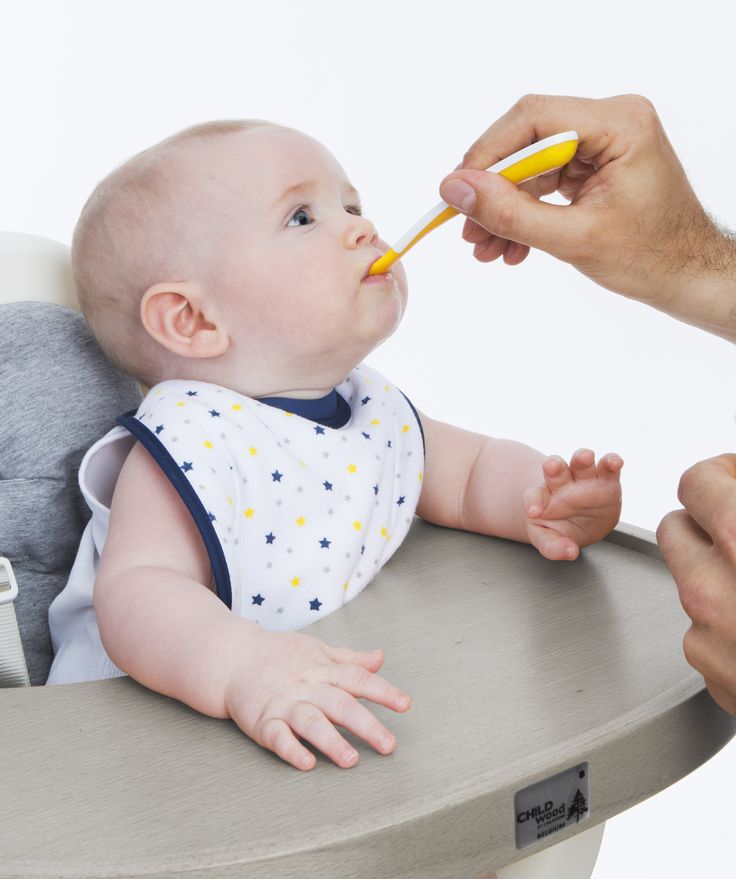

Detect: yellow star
249,447,257,456
284,411,294,417
370,418,381,425
418,470,423,482
296,516,306,526
343,581,349,592
203,440,213,449
347,463,358,474
402,424,411,433
380,527,390,541
384,384,390,391
353,520,362,531
243,508,255,519
176,401,186,407
232,403,242,411
227,496,233,506
291,577,300,588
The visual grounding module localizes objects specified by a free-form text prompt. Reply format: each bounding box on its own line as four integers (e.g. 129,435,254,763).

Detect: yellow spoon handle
368,131,578,276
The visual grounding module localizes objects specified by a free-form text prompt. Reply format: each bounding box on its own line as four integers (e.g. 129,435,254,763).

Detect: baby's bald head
72,119,276,384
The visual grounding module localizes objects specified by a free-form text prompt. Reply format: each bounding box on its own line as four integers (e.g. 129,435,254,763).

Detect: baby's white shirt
47,364,425,684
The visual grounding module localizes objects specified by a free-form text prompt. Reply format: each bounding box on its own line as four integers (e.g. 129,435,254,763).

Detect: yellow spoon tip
368,250,399,276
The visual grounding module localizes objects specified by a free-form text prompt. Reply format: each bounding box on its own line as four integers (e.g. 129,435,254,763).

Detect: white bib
48,364,424,683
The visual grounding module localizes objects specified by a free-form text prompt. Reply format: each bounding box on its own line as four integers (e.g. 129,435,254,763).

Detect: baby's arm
416,413,622,559
95,443,410,770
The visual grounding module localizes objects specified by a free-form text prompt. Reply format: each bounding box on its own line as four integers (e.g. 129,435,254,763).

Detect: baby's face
184,127,407,392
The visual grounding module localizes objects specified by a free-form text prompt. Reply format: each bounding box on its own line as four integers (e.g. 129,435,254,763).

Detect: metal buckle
0,557,19,605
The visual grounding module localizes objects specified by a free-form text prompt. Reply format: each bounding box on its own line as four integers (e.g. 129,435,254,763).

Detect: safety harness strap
0,557,30,687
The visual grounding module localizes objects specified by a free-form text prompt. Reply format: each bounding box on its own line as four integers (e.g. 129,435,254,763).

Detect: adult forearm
643,227,736,342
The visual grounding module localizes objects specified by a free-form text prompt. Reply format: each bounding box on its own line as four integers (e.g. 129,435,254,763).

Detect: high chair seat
1,231,734,879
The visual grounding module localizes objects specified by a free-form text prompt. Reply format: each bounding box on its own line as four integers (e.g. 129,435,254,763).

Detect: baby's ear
140,282,230,359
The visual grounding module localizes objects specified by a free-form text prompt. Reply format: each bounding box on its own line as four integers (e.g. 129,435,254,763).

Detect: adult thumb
440,170,578,260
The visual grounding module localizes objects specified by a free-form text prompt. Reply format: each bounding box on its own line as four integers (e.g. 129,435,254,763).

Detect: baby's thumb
440,170,578,261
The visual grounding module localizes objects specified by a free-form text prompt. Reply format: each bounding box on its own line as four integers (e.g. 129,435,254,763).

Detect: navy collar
257,388,351,429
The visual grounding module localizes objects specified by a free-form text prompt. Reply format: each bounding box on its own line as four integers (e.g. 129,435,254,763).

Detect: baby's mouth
361,270,393,285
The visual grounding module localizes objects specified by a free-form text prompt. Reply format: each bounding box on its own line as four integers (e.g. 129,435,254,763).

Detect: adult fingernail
441,178,476,214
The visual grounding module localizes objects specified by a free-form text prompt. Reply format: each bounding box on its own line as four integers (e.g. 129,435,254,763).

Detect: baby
48,120,623,772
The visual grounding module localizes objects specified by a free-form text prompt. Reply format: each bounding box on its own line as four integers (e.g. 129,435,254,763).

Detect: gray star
323,452,330,458
266,562,273,569
345,495,351,502
286,547,293,554
277,607,284,614
323,566,331,574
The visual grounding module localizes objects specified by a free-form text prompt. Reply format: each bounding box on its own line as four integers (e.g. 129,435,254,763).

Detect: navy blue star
155,424,164,435
207,511,216,522
186,390,198,397
361,544,365,555
323,480,333,491
314,425,325,435
309,597,323,611
181,461,193,472
252,594,265,606
319,537,331,549
397,496,405,506
373,484,379,495
362,432,371,440
265,532,276,545
387,440,392,448
361,395,371,405
271,470,283,482
209,409,220,418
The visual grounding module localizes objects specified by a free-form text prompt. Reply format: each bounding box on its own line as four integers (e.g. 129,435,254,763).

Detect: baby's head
73,121,407,396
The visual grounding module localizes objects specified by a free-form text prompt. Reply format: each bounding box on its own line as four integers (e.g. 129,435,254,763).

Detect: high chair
1,231,733,879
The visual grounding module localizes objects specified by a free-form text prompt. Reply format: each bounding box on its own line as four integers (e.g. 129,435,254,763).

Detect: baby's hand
523,449,623,560
222,627,411,771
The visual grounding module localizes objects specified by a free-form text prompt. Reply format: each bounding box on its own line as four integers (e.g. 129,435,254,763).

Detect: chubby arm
416,412,545,542
416,412,623,560
95,441,253,716
95,443,411,770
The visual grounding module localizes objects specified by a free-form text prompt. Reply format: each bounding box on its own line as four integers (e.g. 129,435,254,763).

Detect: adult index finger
460,93,631,173
676,454,736,552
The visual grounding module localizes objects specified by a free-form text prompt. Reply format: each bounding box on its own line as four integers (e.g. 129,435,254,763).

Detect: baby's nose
345,214,378,248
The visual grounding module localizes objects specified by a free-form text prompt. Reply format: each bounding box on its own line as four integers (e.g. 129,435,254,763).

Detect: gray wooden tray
2,520,734,879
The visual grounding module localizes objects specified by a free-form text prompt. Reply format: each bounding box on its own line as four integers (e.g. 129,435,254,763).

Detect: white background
2,1,735,875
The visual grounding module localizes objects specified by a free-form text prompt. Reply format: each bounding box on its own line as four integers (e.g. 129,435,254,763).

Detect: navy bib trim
117,412,233,610
400,391,425,457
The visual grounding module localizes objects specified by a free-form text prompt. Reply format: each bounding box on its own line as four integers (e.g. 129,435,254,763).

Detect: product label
514,762,589,849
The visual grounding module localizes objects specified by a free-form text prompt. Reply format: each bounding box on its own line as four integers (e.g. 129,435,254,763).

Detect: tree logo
567,789,588,823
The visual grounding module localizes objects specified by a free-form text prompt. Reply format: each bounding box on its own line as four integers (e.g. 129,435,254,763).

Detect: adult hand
439,94,736,341
657,454,736,713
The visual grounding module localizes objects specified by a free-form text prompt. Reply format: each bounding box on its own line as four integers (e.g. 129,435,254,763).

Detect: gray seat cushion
0,302,142,684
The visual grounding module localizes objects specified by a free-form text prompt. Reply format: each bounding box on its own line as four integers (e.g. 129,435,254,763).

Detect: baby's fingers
597,453,624,480
287,701,362,768
542,455,573,490
257,716,318,772
317,684,399,756
329,662,411,714
529,523,579,561
326,644,385,673
570,448,597,480
523,482,550,519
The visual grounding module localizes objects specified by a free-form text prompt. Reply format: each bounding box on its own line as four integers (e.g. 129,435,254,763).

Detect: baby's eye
287,207,313,227
345,204,362,216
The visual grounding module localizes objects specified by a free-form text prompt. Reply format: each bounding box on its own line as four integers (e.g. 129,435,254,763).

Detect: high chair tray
1,520,734,879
